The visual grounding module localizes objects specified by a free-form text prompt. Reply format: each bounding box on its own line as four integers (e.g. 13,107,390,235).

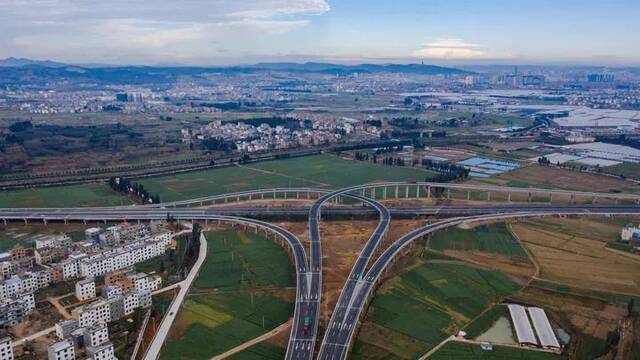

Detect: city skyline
0,0,639,67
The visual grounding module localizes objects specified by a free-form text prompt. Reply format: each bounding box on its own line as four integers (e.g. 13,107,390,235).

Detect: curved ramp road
318,194,390,360
315,210,640,360
295,186,391,360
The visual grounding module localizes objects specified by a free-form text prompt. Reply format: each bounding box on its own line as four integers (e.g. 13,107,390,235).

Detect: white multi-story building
86,342,115,360
100,286,123,300
47,339,75,360
55,319,79,340
61,259,80,280
122,291,139,315
79,231,171,277
83,323,109,348
0,337,13,360
75,278,96,301
137,289,152,309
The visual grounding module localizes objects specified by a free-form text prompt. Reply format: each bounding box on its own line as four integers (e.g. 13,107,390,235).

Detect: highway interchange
2,182,640,360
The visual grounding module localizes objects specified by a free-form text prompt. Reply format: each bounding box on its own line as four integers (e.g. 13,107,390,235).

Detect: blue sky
0,0,638,65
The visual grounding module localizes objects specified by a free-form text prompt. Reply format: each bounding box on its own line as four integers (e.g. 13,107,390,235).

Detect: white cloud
411,38,487,60
0,0,330,64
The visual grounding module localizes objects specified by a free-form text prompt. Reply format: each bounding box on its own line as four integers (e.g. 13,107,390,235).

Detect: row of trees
353,151,469,182
108,177,161,204
420,159,470,178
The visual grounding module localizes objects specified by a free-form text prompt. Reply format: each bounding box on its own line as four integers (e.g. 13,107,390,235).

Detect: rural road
145,231,208,360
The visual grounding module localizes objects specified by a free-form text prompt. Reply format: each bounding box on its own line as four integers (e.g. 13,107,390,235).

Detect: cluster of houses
0,222,171,328
0,222,175,359
621,224,640,250
47,269,162,360
183,117,380,154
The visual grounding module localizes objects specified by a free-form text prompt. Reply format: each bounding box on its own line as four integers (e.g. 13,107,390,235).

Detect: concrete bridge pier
296,192,300,199
383,187,387,199
284,192,287,200
467,191,470,201
487,192,491,201
261,193,264,200
549,194,553,203
447,188,451,199
528,193,532,203
83,219,87,224
508,193,511,202
23,218,27,224
405,186,409,198
427,186,431,199
416,185,420,198
2,219,6,225
570,194,575,204
43,219,47,225
395,185,399,198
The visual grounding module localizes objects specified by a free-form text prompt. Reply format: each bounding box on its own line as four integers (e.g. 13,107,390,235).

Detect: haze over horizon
0,0,639,67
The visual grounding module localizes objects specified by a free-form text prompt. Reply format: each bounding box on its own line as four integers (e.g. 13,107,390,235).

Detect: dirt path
210,319,292,359
48,296,73,319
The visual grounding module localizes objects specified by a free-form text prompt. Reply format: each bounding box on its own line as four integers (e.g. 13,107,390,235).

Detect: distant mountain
251,62,471,75
0,61,470,87
0,57,68,68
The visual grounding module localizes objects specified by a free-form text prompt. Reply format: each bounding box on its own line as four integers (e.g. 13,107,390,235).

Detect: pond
475,316,517,344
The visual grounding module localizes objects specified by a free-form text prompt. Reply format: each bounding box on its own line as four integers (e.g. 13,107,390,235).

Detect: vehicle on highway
303,316,311,335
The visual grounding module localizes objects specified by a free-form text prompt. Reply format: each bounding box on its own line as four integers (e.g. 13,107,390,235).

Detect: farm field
512,218,640,295
604,162,640,180
194,229,295,290
469,164,640,194
139,154,437,202
353,254,521,359
0,183,132,208
427,341,566,360
227,342,286,360
429,223,528,259
160,229,294,359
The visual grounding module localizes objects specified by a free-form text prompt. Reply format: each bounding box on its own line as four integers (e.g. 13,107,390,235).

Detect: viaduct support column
487,192,491,201
383,187,387,199
447,188,451,199
508,193,511,202
427,186,431,199
395,186,399,198
416,186,420,198
405,186,409,198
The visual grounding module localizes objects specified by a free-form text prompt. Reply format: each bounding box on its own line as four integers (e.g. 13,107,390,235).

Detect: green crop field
160,229,294,359
228,342,286,360
0,183,132,208
428,341,566,360
0,154,436,206
139,154,437,202
429,223,528,259
160,292,293,360
356,259,521,358
195,230,295,290
604,162,640,180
